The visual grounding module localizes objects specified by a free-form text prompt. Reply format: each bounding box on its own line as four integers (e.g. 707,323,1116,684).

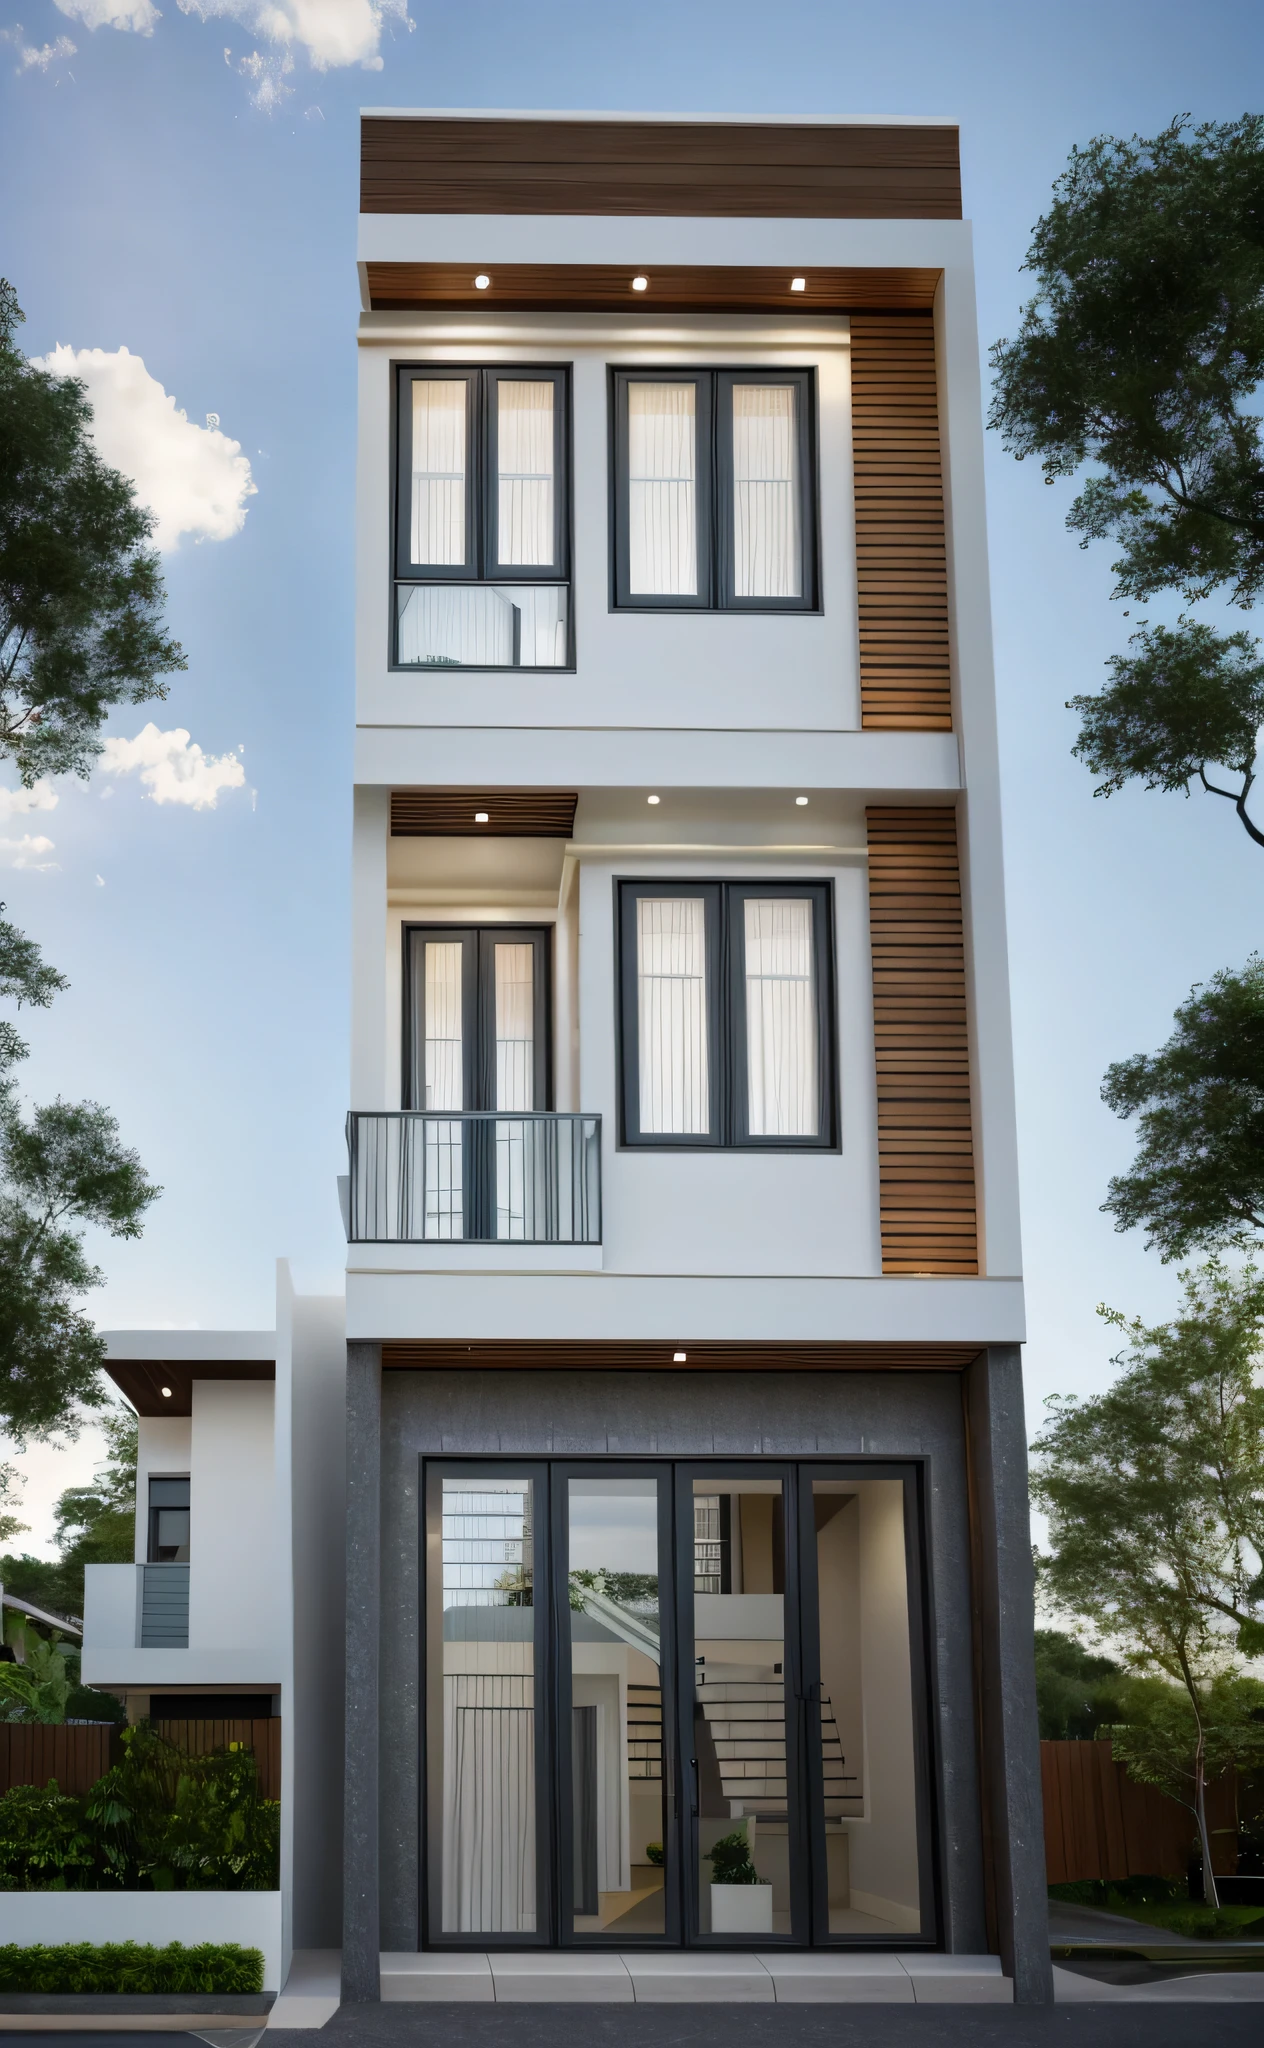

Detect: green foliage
1034,1630,1124,1740
644,1842,664,1867
567,1568,659,1613
0,1096,159,1441
0,905,65,1080
0,1406,138,1625
705,1828,765,1886
0,1942,263,1994
1101,961,1264,1258
1070,620,1264,845
1107,1669,1264,1813
0,278,184,786
0,1726,279,1891
990,117,1264,608
0,1625,71,1723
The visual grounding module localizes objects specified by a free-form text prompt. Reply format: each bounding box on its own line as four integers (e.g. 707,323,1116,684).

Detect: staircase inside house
696,1662,860,1817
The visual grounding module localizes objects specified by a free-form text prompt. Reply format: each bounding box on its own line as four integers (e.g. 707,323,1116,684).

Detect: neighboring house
86,110,1050,2004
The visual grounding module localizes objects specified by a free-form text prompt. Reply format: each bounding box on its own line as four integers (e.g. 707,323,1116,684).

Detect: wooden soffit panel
361,117,962,220
390,790,578,837
365,262,942,315
851,313,952,732
104,1359,275,1417
866,805,978,1277
382,1340,982,1372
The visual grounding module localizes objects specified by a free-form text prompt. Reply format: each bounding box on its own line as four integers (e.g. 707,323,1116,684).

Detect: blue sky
2,0,1262,1551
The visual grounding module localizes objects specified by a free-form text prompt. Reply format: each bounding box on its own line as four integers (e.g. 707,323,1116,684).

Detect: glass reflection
692,1479,787,1936
567,1478,665,1934
397,584,569,668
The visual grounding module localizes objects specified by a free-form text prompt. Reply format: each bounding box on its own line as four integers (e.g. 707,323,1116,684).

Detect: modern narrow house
73,107,1049,2009
341,108,1049,2003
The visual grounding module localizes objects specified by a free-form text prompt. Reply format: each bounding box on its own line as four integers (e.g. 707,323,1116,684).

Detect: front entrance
422,1460,937,1948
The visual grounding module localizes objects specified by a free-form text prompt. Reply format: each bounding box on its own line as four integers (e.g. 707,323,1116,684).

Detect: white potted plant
706,1826,773,1934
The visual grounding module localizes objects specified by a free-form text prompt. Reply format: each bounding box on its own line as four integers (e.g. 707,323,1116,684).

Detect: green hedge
0,1941,264,1994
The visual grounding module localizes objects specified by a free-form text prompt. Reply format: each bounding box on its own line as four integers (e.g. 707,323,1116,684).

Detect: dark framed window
147,1476,190,1562
403,924,551,1114
616,880,836,1149
394,365,572,669
610,368,818,612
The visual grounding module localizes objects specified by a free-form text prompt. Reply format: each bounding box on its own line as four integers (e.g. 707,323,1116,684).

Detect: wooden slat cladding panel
866,807,978,1275
366,262,942,315
390,790,578,837
361,118,961,220
382,1341,982,1372
851,314,953,731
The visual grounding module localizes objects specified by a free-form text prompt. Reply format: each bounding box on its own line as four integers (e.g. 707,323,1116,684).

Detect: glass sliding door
560,1473,674,1939
424,1468,547,1939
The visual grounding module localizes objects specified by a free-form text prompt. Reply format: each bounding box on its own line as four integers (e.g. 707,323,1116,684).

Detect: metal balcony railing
346,1111,601,1245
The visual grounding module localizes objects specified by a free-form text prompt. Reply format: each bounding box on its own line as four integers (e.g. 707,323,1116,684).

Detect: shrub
0,1941,263,1993
706,1828,765,1886
0,1783,94,1888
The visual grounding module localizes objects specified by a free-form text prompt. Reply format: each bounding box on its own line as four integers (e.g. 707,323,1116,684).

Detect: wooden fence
1042,1739,1238,1883
0,1718,280,1803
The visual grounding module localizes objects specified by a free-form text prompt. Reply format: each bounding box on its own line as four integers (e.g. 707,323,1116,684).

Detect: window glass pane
436,1478,536,1933
693,1478,786,1936
497,381,554,567
424,943,464,1112
628,383,698,595
397,584,568,668
494,945,535,1112
410,381,467,567
744,899,818,1137
732,385,801,599
813,1479,921,1935
568,1478,665,1935
636,898,709,1134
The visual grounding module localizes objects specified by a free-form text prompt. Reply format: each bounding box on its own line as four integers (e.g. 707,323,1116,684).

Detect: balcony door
404,925,550,1238
422,1459,936,1949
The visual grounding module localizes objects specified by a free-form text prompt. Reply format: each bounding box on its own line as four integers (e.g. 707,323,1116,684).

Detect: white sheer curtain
636,897,709,1133
733,385,801,598
424,940,464,1237
411,381,467,566
628,383,698,595
442,1674,537,1932
497,381,554,566
494,944,535,1111
744,898,818,1136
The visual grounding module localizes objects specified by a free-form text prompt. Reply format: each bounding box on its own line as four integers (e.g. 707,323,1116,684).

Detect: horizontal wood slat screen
851,313,952,731
366,263,942,315
382,1340,982,1371
866,806,978,1275
361,118,961,220
0,1720,280,1801
390,791,579,837
1041,1741,1238,1884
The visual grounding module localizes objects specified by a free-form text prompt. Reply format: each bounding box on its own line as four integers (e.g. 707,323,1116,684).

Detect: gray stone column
341,1341,381,2002
964,1346,1053,2004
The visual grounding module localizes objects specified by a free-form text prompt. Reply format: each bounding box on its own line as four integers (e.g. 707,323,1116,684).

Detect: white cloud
181,0,411,70
100,724,247,809
0,834,58,869
53,0,160,29
31,346,256,550
0,781,58,824
3,29,78,70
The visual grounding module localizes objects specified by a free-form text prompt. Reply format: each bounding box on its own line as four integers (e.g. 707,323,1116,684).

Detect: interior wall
848,1481,920,1924
376,1366,984,1954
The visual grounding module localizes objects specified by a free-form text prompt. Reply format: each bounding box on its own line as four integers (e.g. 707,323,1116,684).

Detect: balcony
346,1111,601,1245
81,1564,282,1691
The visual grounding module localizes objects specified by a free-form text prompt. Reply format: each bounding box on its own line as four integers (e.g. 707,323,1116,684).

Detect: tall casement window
617,881,836,1148
610,369,817,611
395,366,571,669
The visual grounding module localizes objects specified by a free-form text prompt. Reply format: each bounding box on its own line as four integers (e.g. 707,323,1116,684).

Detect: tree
1033,1630,1124,1740
1101,958,1264,1257
989,116,1264,843
0,278,183,785
0,1624,72,1724
1031,1264,1264,1901
1107,1670,1264,1899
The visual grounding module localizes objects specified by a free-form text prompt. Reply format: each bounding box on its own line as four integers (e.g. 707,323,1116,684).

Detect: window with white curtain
612,368,815,611
619,881,834,1147
396,365,570,667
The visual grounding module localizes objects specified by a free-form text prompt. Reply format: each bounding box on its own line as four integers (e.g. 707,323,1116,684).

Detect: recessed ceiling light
647,794,660,805
631,275,649,292
790,277,807,292
474,811,489,823
474,274,491,290
795,795,809,806
161,1386,172,1398
673,1351,687,1362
